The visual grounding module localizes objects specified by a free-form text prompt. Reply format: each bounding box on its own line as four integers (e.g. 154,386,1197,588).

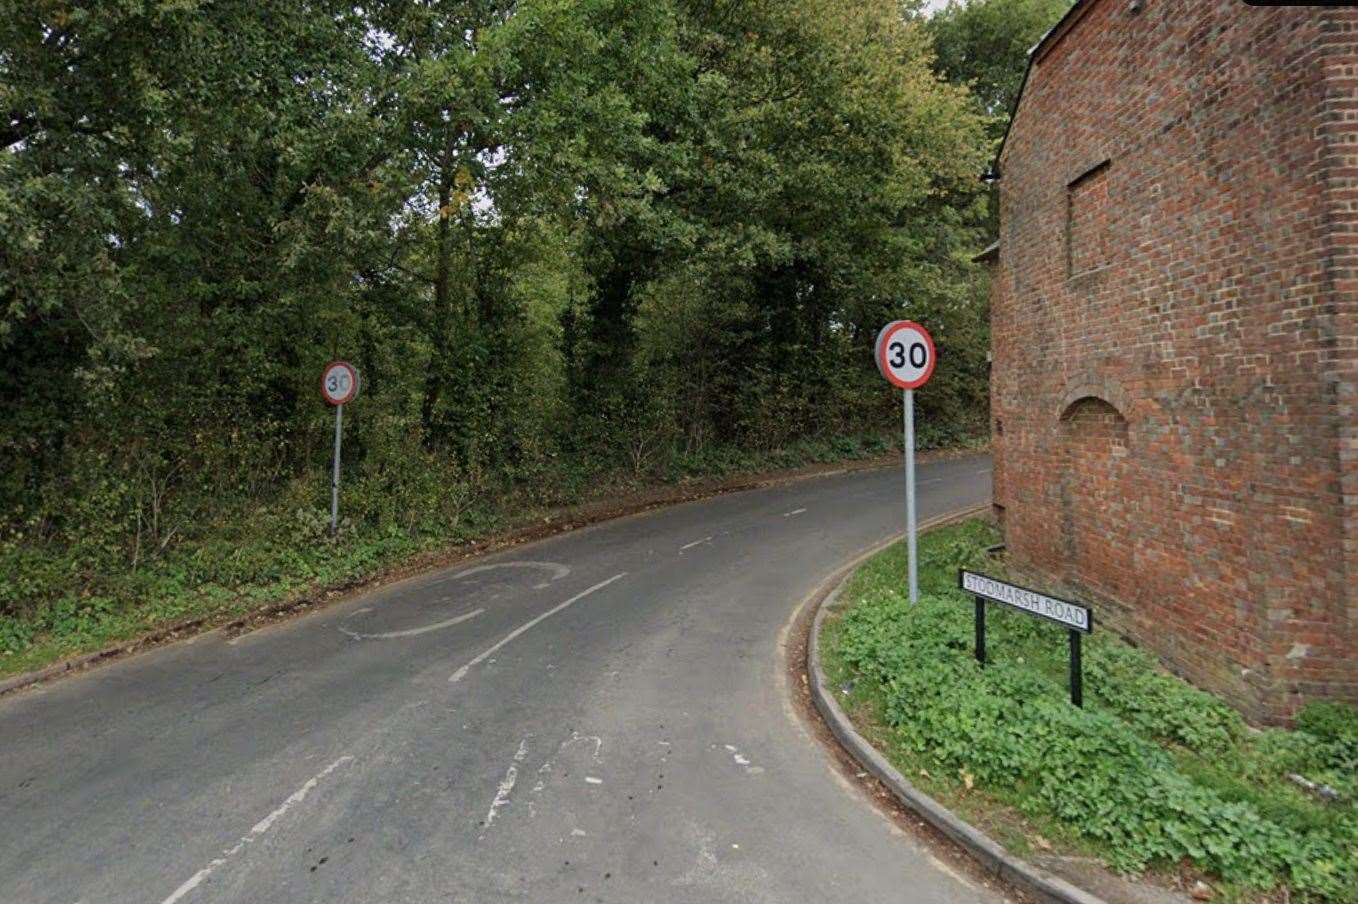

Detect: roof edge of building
989,0,1104,179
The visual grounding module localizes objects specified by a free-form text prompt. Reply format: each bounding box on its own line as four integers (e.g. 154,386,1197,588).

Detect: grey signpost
960,570,1094,707
876,321,937,605
321,361,360,538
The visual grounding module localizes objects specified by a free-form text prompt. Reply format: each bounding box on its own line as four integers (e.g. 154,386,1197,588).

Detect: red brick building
986,0,1358,723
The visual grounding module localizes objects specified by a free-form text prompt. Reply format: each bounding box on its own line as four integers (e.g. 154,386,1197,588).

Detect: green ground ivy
826,522,1358,901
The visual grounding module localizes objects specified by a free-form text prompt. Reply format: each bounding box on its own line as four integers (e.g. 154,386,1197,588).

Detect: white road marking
436,561,571,587
723,744,758,773
680,537,713,551
783,508,807,518
483,740,529,830
562,732,604,762
449,574,627,683
339,608,484,641
159,756,354,904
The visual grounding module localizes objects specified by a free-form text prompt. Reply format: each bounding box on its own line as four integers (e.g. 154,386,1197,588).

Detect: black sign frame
957,570,1094,708
958,570,1093,634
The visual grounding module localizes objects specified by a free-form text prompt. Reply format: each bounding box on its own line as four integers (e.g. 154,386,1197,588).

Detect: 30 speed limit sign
320,360,361,538
875,319,936,607
321,361,360,406
875,321,936,391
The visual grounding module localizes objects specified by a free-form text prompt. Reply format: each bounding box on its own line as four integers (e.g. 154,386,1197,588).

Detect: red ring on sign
875,321,937,391
321,361,359,406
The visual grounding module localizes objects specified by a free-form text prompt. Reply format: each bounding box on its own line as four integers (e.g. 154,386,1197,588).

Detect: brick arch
1057,379,1132,424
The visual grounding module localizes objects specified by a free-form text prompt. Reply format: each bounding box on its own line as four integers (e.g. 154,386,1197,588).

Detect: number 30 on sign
875,321,936,391
321,361,360,406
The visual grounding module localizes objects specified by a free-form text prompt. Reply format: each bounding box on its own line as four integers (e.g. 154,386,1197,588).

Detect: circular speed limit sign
320,361,360,406
875,321,936,391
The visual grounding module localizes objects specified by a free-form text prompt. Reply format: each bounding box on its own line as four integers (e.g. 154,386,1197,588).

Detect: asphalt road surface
0,455,996,904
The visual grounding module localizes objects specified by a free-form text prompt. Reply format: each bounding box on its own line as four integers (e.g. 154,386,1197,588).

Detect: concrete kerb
806,507,1108,904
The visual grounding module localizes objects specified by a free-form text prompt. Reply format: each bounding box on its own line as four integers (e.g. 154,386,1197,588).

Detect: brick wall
991,0,1358,723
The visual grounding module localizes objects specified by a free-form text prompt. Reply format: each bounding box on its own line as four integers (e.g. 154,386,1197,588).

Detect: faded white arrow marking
339,608,485,641
435,561,571,587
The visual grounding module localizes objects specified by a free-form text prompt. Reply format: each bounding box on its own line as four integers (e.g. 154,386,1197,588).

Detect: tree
0,0,1000,639
926,0,1073,126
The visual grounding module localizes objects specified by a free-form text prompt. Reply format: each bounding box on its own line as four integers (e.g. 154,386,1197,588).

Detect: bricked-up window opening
1058,396,1131,600
1067,161,1111,277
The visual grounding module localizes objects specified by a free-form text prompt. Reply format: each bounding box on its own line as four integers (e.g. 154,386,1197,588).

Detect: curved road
0,456,996,904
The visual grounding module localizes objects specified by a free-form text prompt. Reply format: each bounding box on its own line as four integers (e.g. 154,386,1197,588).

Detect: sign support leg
904,389,918,605
331,403,343,538
974,597,986,666
1069,629,1083,707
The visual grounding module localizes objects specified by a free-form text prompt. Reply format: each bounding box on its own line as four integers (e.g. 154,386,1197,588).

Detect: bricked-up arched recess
1057,396,1133,603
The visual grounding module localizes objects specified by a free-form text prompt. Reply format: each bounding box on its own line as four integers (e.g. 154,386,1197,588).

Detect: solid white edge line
449,574,627,683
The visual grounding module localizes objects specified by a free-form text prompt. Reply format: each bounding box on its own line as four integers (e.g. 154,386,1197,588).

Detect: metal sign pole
974,597,987,665
1069,630,1083,707
331,403,343,537
905,389,918,605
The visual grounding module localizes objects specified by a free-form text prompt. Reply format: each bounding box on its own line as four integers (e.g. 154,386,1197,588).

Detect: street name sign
876,320,936,605
959,570,1094,707
960,571,1092,633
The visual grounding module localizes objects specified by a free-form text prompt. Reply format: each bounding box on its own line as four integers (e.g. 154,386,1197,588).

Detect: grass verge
819,520,1358,903
0,432,982,679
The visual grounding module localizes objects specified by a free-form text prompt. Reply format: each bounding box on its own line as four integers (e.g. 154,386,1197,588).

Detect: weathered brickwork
990,0,1358,724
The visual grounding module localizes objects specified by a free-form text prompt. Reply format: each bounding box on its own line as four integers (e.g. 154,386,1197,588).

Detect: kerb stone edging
807,517,1108,904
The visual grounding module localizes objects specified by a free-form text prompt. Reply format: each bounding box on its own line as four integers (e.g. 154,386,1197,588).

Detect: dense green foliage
926,0,1074,127
924,0,1072,232
1,0,999,665
823,522,1358,902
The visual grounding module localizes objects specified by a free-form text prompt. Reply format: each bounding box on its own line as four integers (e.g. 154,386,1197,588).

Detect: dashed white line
680,537,713,552
450,574,627,683
783,508,807,518
159,755,354,904
339,608,484,641
484,740,529,830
